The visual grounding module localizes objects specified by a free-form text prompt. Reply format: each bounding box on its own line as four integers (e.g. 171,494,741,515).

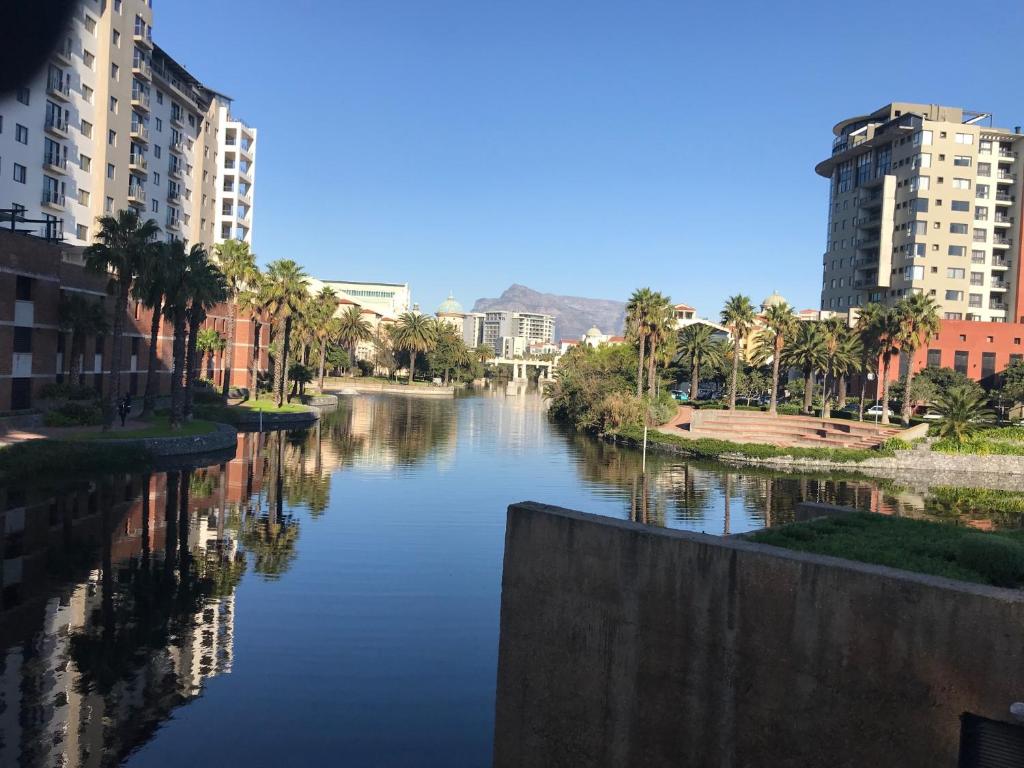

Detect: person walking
118,394,132,427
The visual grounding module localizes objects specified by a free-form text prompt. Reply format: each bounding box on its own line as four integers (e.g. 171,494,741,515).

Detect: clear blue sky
158,0,1024,316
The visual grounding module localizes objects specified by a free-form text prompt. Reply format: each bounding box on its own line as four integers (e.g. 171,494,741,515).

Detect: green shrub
43,401,102,427
647,390,679,426
192,388,223,405
957,533,1024,587
880,437,911,452
39,382,98,401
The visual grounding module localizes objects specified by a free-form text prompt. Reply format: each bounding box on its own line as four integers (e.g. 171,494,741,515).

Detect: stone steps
683,408,901,449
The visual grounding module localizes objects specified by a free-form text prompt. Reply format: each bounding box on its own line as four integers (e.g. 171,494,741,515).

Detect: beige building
817,102,1023,323
0,0,257,249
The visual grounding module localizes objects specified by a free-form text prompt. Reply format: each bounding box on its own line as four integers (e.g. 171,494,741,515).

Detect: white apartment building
463,311,485,348
817,102,1023,322
308,279,412,320
482,310,556,354
0,0,257,249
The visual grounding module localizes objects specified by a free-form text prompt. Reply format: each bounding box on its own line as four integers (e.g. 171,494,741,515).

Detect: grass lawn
235,399,310,413
749,512,1024,587
77,415,217,440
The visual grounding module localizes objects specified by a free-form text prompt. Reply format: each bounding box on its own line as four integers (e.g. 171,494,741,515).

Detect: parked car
921,410,944,421
865,403,894,418
670,388,689,402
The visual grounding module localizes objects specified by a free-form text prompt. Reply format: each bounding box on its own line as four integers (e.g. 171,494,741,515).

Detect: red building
0,228,268,412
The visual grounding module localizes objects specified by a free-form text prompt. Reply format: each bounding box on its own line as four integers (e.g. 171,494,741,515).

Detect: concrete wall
494,502,1024,768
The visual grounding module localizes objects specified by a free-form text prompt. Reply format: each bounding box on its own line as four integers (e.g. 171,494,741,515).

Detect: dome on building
437,293,464,315
585,326,602,338
761,290,787,311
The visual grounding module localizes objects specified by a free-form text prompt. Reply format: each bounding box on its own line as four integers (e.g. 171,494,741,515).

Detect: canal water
0,388,1001,767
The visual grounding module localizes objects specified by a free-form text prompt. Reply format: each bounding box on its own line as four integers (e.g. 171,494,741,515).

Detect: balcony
129,153,148,174
997,171,1015,182
131,88,150,111
133,21,153,49
995,192,1015,205
991,280,1009,291
240,140,254,159
44,113,68,137
993,236,1012,248
53,40,73,66
46,74,70,101
169,140,184,155
41,189,66,209
989,301,1006,310
998,150,1017,161
127,185,147,204
170,112,185,129
166,214,180,230
992,258,1011,270
132,57,152,80
130,122,149,142
994,214,1013,227
43,151,68,174
169,163,183,179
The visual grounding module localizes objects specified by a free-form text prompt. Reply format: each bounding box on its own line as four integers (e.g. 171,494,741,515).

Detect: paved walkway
0,411,154,447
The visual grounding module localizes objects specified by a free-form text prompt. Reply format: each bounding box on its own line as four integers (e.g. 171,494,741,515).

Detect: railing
999,150,1017,159
998,171,1014,180
54,40,73,63
993,258,1011,268
972,255,986,264
167,189,180,201
47,74,70,97
129,153,147,170
993,236,1012,246
996,192,1015,202
128,185,147,201
45,113,67,132
995,214,1013,224
166,215,180,228
41,190,65,207
169,163,182,177
130,122,149,141
131,89,150,108
989,302,1006,310
171,111,184,126
132,57,152,77
133,20,153,45
43,151,67,169
170,140,184,154
992,280,1008,289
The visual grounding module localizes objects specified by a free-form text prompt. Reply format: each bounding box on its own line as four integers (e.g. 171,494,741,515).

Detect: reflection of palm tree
242,432,300,578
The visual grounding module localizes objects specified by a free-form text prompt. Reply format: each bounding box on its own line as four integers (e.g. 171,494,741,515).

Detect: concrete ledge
82,421,239,457
325,379,455,397
231,409,318,430
494,501,1024,768
301,394,339,408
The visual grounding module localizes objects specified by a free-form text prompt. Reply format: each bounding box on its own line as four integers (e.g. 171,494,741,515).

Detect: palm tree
932,385,994,444
783,321,827,414
854,303,886,421
310,290,342,389
336,304,372,377
874,308,901,425
58,293,108,386
236,277,267,398
183,255,227,420
131,245,169,417
160,241,197,428
214,239,259,399
261,260,309,407
645,294,675,396
757,302,797,415
83,208,159,429
676,324,725,403
196,328,225,382
626,288,658,396
893,293,941,425
820,319,861,419
720,295,756,410
392,311,437,384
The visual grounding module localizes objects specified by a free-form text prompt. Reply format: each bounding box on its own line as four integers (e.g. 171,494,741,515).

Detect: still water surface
0,388,976,766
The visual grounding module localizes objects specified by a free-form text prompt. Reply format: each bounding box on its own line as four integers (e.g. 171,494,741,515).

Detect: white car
865,404,893,418
921,411,944,421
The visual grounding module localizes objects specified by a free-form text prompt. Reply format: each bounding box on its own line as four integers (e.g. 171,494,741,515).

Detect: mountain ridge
471,284,626,341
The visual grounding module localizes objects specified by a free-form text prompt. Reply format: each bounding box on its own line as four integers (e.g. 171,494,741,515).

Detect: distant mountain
471,284,626,341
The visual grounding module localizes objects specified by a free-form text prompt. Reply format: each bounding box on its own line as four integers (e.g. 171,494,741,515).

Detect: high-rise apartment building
0,0,257,249
817,102,1023,323
482,310,556,354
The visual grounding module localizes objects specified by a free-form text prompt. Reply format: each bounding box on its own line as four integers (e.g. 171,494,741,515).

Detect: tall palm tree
261,260,309,407
854,303,886,421
757,302,797,415
131,244,169,417
720,295,756,410
58,293,108,386
183,254,227,421
336,304,372,377
626,288,657,396
392,311,437,384
874,307,901,425
676,324,725,403
308,288,342,388
83,208,159,429
820,319,861,419
196,327,225,382
214,239,259,399
783,321,827,414
893,293,941,425
160,241,198,428
645,294,675,396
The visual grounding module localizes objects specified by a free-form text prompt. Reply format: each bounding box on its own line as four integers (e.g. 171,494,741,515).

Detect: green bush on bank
932,438,1024,456
43,400,102,427
38,382,98,401
750,512,1024,587
0,440,152,484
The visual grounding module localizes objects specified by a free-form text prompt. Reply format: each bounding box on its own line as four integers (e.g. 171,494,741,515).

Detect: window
82,84,93,103
904,265,924,281
81,119,92,138
108,129,116,146
970,272,985,285
109,96,118,113
106,163,115,179
974,228,987,242
112,29,120,47
947,268,965,279
945,312,964,321
13,327,32,354
952,178,971,190
155,117,162,132
156,90,163,104
114,0,122,11
12,163,26,183
83,50,94,69
911,220,928,235
913,130,933,146
78,189,89,205
948,245,965,257
951,200,970,212
949,223,968,234
153,171,160,185
105,196,113,212
955,133,974,145
76,224,88,240
913,153,931,169
954,155,972,167
111,63,119,80
978,162,991,177
926,349,941,368
14,124,27,144
982,352,996,381
972,250,985,263
909,175,930,192
154,145,161,158
969,294,983,308
16,87,29,105
84,14,96,33
151,199,159,213
945,290,964,301
80,154,91,171
977,183,990,199
975,206,988,220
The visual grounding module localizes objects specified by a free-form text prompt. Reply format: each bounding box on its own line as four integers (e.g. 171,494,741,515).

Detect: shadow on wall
493,502,1024,768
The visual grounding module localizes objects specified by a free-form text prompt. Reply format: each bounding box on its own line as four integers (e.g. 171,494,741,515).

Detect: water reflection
0,391,1018,767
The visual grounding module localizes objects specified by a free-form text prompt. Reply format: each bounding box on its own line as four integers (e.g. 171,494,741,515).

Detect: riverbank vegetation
750,512,1024,587
0,440,152,484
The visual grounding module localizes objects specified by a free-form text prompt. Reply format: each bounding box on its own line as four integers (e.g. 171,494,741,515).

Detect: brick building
0,228,266,411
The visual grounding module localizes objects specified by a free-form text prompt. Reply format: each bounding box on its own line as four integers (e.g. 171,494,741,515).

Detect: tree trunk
141,299,162,417
282,318,292,403
901,363,915,426
318,343,327,391
647,348,657,397
880,353,891,425
184,312,200,421
169,308,188,428
636,335,646,397
822,373,831,419
69,330,83,384
837,375,848,409
349,343,356,376
222,300,237,398
205,347,214,382
859,369,868,421
729,338,740,410
272,320,286,408
408,350,417,384
691,357,700,403
251,320,261,398
769,338,782,415
104,278,131,430
803,370,813,413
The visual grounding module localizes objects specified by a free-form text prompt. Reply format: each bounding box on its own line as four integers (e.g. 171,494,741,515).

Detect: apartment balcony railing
130,122,149,142
53,40,73,65
127,185,147,203
170,112,185,128
992,280,1009,290
999,150,1017,160
41,189,65,208
133,21,153,48
46,74,70,100
993,258,1011,269
993,235,1012,245
995,214,1013,225
44,113,68,135
169,140,184,155
166,214,180,229
989,301,1006,310
132,57,152,79
43,151,67,171
167,189,180,202
998,171,1015,181
129,153,148,172
131,88,151,110
169,163,183,178
996,192,1015,203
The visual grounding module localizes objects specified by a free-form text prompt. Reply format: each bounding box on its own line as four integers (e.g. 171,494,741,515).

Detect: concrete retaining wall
494,502,1024,768
87,422,239,457
325,379,455,397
